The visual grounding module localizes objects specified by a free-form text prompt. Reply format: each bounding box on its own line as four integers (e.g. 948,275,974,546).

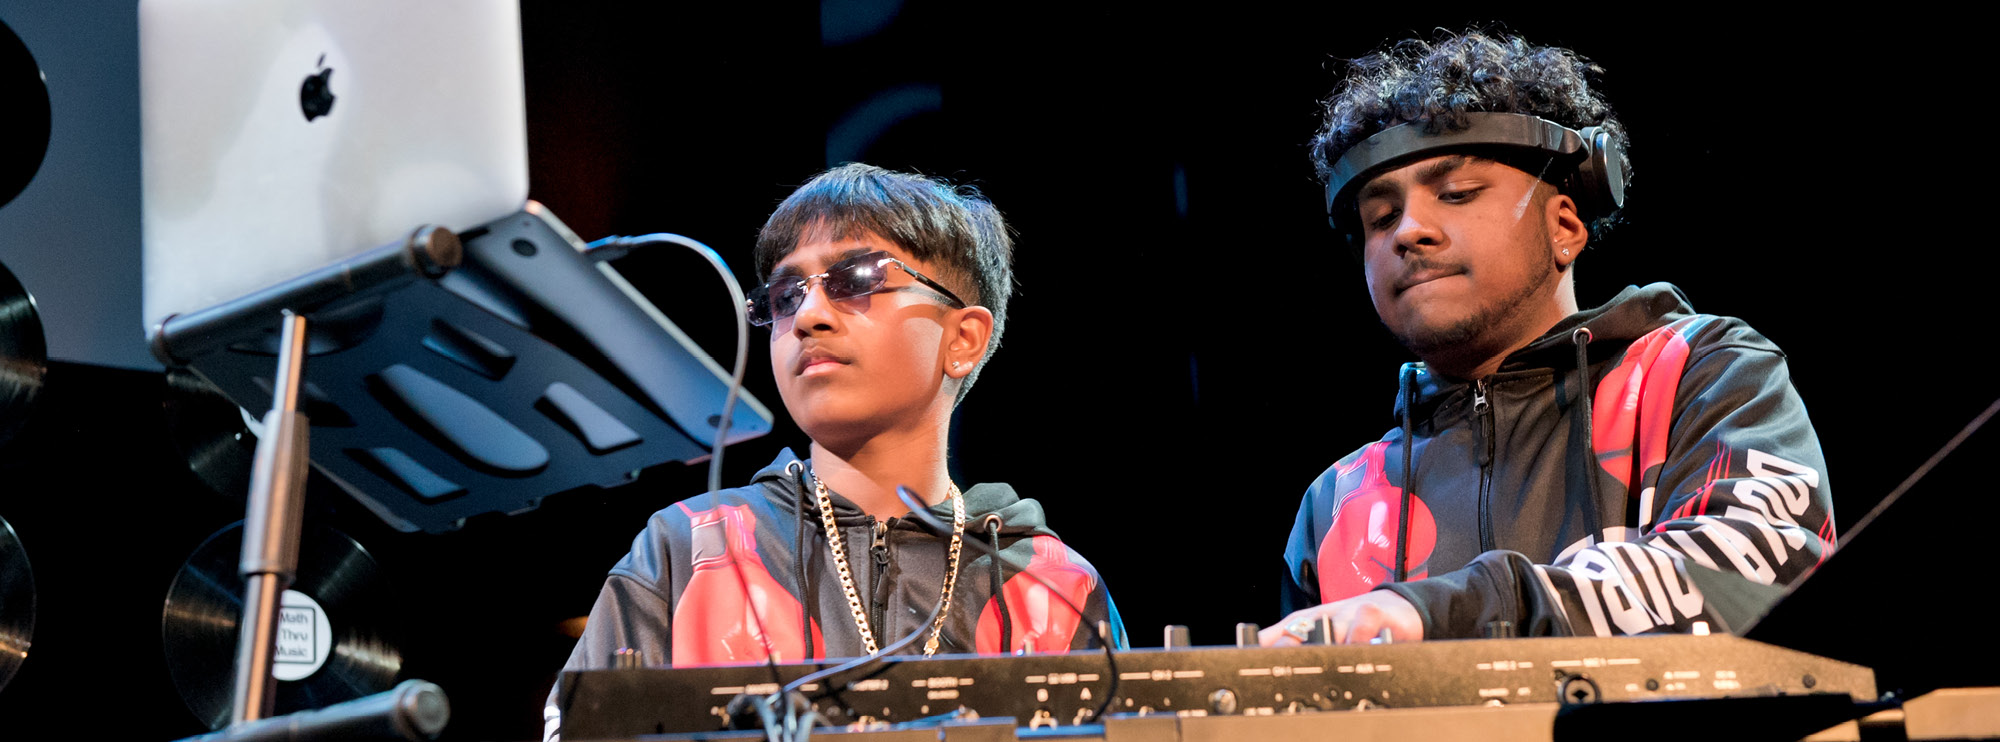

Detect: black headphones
1324,112,1627,250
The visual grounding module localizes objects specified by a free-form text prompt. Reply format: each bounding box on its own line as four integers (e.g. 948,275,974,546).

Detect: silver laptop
139,0,529,334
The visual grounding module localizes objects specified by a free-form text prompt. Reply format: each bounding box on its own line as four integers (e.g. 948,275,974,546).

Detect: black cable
778,579,948,703
1571,327,1604,539
722,544,786,687
983,514,1012,653
1394,365,1415,583
583,234,748,496
753,486,1122,732
585,233,774,689
792,462,812,658
890,487,1120,723
1881,395,2000,508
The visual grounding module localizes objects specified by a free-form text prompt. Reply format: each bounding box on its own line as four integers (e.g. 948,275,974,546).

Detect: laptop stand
150,201,771,732
152,202,771,534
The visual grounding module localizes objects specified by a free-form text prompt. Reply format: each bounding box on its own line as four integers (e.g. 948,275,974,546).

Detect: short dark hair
754,163,1015,402
1310,29,1631,231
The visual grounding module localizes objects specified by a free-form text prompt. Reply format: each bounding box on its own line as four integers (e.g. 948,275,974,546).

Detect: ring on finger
1285,617,1315,642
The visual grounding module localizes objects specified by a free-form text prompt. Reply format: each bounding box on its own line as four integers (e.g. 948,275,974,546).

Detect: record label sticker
273,589,333,681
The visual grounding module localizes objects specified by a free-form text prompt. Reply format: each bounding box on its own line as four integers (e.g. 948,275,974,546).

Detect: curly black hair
1310,29,1631,227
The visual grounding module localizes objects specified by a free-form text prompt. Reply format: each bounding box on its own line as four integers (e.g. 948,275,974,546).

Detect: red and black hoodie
553,449,1124,686
1281,283,1834,639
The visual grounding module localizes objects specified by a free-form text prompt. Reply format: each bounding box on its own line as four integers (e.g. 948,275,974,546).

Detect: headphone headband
1324,112,1626,237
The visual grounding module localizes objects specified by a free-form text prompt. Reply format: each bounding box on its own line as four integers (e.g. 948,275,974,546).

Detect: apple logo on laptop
299,54,335,122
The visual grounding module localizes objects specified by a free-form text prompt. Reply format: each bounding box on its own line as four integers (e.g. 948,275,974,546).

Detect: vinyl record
0,260,46,450
161,369,256,499
0,514,32,694
0,19,52,210
161,522,401,730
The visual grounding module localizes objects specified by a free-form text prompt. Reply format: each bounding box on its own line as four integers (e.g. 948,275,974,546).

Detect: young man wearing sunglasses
549,164,1123,733
1262,31,1834,647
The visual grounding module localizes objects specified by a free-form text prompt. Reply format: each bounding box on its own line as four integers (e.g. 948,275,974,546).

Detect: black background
0,4,1982,740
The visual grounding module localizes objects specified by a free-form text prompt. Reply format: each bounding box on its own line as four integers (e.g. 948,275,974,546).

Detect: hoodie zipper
869,519,891,642
1474,378,1497,552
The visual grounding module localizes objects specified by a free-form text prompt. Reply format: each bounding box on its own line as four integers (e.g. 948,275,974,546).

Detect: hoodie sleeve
1385,321,1831,639
1280,448,1364,615
1077,570,1130,652
545,515,679,725
1280,440,1414,617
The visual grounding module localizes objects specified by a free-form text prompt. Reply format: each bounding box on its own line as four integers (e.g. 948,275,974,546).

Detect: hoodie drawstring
983,514,1010,653
1394,365,1417,583
788,460,813,658
1388,330,1601,588
1571,327,1605,544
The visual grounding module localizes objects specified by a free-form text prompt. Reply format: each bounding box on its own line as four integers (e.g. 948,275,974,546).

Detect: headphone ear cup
1574,126,1628,221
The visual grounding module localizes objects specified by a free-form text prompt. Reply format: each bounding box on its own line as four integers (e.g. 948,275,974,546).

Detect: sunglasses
747,250,968,327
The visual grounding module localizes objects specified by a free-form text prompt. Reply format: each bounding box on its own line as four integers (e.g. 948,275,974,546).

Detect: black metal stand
152,207,772,534
150,207,771,739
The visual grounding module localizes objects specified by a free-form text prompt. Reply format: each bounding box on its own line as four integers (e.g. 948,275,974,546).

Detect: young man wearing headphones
1262,31,1835,646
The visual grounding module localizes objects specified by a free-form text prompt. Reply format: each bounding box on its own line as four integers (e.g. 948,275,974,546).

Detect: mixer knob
612,647,645,669
1235,623,1260,647
1209,689,1239,715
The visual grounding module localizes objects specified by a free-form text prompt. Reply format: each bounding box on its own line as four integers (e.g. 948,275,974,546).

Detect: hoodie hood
745,448,1060,538
1393,282,1694,423
1504,283,1694,371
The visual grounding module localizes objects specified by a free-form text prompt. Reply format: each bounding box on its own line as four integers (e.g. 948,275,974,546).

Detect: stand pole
230,311,313,724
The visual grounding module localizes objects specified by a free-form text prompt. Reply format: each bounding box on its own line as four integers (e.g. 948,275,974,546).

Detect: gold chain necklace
814,473,965,656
